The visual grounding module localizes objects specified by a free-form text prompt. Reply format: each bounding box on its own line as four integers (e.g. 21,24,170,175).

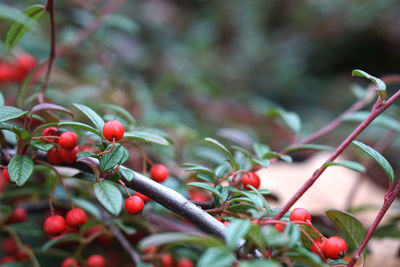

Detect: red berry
324,236,348,259
0,256,16,264
134,191,151,202
3,238,17,254
274,224,285,233
59,131,78,150
3,167,15,184
61,257,79,267
161,254,174,267
149,164,169,183
44,215,66,235
177,258,193,267
6,207,27,224
102,120,124,142
241,172,260,190
189,190,209,202
311,238,326,257
15,245,30,261
144,244,156,254
125,196,144,214
289,208,311,222
42,127,59,142
0,63,13,84
86,254,106,267
14,54,37,81
66,208,87,228
61,146,79,163
47,147,64,165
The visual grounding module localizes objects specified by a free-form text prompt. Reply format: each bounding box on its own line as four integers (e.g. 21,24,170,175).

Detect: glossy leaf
267,108,301,133
94,181,123,215
225,219,251,250
124,130,170,145
0,123,30,142
325,209,367,258
352,69,386,100
323,161,365,173
187,182,222,200
344,111,400,133
9,155,34,186
5,4,45,51
103,104,136,126
352,140,394,183
205,137,236,168
119,165,135,182
0,106,28,123
139,233,224,250
100,143,129,172
283,144,335,153
239,260,281,267
72,103,105,134
0,5,33,24
30,140,54,152
41,233,81,251
197,247,235,267
286,246,326,267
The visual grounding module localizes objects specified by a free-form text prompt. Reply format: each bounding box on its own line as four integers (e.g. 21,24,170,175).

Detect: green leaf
239,260,281,267
5,4,45,51
0,92,4,106
77,151,98,158
30,102,72,117
0,123,30,142
323,161,365,173
352,140,394,183
267,108,301,133
113,219,136,235
30,140,54,152
58,121,101,136
0,5,33,24
197,247,236,267
124,129,170,145
119,165,135,182
94,181,123,215
103,14,139,34
187,182,222,200
283,144,335,153
41,233,81,251
344,111,400,133
103,104,136,126
0,106,28,123
72,103,105,134
9,155,34,186
100,143,129,172
286,246,326,267
138,233,224,250
352,69,386,100
204,137,236,168
182,163,216,177
253,143,270,159
325,209,367,258
225,219,251,250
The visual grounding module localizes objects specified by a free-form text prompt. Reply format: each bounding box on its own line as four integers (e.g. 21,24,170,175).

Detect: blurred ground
258,152,400,267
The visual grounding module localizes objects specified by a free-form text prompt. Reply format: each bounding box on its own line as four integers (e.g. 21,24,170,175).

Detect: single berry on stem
61,257,79,267
289,208,311,222
274,223,285,233
241,172,261,190
42,127,59,142
60,146,79,163
3,167,15,184
6,207,27,224
324,236,348,259
47,147,64,165
149,164,169,183
86,254,106,267
102,120,125,142
161,254,174,267
125,196,144,214
66,208,87,228
311,238,326,257
59,131,78,150
43,215,66,235
177,258,194,267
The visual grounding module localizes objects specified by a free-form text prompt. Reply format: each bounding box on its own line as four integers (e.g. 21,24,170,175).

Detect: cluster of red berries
124,164,169,214
44,208,87,236
143,245,193,267
42,127,80,164
241,171,261,190
61,254,106,267
0,54,38,84
0,238,31,264
284,208,348,260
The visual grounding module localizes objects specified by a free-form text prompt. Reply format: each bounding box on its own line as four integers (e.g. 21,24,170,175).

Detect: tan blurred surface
257,152,400,267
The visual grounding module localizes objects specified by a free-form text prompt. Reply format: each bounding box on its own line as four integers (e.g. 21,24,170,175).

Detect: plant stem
38,0,56,104
347,179,400,267
274,88,400,220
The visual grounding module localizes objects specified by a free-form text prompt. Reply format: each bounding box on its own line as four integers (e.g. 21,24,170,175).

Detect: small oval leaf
0,106,28,123
94,181,123,216
322,161,365,173
352,69,386,100
72,103,105,134
30,103,73,117
9,155,34,186
100,143,129,173
225,219,251,250
352,140,394,183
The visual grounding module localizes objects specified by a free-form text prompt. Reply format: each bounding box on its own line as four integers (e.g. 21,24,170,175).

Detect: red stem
38,0,56,104
347,179,400,267
274,88,400,220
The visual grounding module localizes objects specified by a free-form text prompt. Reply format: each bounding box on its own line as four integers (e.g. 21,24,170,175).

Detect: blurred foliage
1,0,400,151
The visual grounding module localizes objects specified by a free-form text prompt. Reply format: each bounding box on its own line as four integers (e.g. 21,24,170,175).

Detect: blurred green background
1,0,400,149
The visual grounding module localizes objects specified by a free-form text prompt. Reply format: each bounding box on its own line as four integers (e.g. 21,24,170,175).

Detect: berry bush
0,1,399,267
